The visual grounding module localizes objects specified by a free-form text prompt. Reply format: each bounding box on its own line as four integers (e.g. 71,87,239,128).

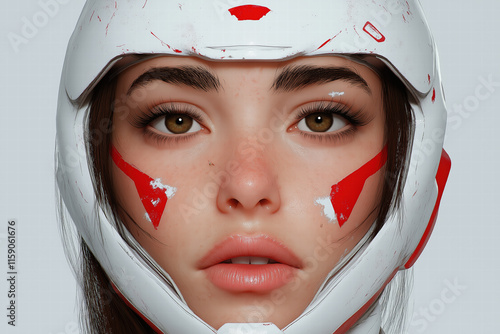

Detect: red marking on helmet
228,5,271,21
317,38,333,51
105,11,117,36
406,1,412,14
428,74,431,84
330,146,388,227
151,31,181,53
151,31,167,47
363,21,386,43
333,269,398,333
405,150,451,269
112,284,163,334
111,146,169,230
76,181,88,204
432,88,436,103
316,31,342,51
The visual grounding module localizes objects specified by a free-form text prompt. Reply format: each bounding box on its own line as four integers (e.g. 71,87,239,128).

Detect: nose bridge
216,131,281,214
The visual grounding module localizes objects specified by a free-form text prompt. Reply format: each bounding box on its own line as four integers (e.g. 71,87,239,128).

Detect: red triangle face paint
330,146,388,227
111,146,176,230
228,5,271,21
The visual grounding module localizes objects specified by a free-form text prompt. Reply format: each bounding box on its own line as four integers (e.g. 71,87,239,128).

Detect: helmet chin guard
56,1,450,333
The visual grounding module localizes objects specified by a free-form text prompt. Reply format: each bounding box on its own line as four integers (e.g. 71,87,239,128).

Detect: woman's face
111,55,385,329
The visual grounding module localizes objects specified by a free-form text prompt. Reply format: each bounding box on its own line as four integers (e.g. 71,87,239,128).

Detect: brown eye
304,113,334,132
151,113,202,135
297,111,348,134
165,114,193,134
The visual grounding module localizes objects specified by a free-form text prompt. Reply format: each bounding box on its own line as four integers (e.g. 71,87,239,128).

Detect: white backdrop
1,1,499,333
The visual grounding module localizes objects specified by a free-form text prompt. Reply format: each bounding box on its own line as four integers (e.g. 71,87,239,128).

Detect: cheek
316,146,387,227
110,146,177,230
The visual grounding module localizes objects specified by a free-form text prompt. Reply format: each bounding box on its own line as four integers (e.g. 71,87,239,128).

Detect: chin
187,290,311,330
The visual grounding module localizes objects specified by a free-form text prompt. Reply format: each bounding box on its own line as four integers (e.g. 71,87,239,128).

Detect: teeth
231,256,250,264
230,257,270,265
250,257,269,265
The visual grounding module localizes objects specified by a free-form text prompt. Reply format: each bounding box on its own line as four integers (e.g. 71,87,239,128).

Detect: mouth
198,235,302,293
221,256,279,265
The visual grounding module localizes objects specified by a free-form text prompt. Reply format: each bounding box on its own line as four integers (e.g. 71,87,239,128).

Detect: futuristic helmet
56,1,451,333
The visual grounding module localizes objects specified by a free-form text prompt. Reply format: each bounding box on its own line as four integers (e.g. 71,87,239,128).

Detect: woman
56,1,450,333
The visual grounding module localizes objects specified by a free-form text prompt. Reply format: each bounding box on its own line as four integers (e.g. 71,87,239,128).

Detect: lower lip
205,263,297,293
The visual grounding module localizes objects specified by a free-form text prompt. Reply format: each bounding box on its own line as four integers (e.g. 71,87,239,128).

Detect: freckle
320,224,324,228
209,161,215,167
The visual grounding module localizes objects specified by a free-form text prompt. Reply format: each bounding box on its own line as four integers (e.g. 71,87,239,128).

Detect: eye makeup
293,101,370,143
296,102,368,127
130,103,204,129
127,82,374,149
129,103,206,145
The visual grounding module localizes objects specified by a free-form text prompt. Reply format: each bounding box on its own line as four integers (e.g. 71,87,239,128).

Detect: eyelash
130,104,205,145
294,102,368,142
130,101,368,145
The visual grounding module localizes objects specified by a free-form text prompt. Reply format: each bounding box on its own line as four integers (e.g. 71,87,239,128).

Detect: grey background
1,0,499,333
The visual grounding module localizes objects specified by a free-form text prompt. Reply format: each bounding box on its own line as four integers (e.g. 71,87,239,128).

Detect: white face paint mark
145,212,152,222
328,91,345,98
150,178,177,198
315,196,338,224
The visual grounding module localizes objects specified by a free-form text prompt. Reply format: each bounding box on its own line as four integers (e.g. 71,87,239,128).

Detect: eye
297,112,349,133
150,113,202,135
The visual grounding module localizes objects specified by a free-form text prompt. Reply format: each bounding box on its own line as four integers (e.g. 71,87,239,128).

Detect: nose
216,143,281,214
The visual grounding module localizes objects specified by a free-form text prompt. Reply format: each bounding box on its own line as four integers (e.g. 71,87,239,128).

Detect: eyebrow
271,65,371,94
127,66,221,96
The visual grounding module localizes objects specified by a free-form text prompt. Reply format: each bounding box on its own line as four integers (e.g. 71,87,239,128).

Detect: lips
198,235,302,293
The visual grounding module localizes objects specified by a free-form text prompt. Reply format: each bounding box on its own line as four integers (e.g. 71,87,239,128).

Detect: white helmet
56,1,451,333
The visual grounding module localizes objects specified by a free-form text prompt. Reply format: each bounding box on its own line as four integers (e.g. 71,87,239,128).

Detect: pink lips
198,235,302,293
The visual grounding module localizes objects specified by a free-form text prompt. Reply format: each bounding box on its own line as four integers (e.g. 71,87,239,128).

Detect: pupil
175,117,184,125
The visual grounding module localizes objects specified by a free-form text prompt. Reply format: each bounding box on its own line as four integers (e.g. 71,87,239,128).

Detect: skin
111,55,385,329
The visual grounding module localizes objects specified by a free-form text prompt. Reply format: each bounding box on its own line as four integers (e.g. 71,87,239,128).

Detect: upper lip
198,234,302,269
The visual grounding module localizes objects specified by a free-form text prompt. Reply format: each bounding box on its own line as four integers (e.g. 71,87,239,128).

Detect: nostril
259,199,272,208
224,198,273,211
226,198,239,209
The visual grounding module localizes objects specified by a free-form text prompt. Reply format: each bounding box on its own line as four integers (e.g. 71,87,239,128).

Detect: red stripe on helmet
404,149,451,269
228,5,271,21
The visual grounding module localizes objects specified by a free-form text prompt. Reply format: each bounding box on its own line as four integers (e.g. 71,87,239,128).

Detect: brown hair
78,58,414,333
